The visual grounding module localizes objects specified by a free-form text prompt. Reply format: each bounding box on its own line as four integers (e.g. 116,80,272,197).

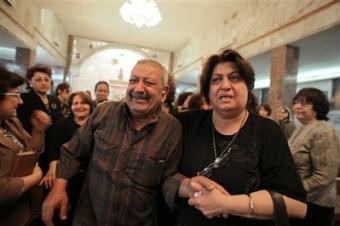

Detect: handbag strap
269,190,290,226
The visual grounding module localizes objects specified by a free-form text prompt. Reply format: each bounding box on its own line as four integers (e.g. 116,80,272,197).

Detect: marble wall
0,1,68,65
174,0,340,76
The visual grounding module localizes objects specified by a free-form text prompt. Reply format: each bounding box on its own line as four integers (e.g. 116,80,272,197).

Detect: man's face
95,84,109,102
126,63,168,119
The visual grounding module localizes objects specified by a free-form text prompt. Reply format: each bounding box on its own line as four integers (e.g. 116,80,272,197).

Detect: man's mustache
130,92,150,100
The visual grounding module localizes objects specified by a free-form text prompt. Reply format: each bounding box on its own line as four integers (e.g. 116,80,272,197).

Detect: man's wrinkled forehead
131,63,162,77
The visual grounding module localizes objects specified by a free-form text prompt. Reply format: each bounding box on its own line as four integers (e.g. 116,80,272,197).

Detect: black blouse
173,110,305,226
47,117,80,162
17,89,63,172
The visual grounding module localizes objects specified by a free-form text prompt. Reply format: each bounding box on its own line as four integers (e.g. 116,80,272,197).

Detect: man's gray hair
135,59,168,86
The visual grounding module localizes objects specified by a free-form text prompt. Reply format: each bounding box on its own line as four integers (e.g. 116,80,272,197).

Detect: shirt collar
123,102,162,129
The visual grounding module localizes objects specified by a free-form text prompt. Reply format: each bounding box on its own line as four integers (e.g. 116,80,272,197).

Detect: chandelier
120,0,162,28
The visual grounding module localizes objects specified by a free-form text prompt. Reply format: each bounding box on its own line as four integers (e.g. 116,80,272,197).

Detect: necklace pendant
213,158,220,168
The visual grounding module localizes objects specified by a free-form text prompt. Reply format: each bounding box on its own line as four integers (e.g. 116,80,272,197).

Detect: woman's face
0,87,23,120
292,99,317,125
29,72,51,95
258,106,270,118
59,88,71,102
276,107,288,121
208,62,248,117
71,95,91,119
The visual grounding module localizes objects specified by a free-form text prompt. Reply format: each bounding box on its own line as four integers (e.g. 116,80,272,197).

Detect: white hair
135,59,168,86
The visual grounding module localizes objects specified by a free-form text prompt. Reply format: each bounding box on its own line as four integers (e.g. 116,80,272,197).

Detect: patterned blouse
289,120,340,207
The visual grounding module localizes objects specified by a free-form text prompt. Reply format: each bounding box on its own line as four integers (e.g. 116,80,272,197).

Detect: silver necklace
211,111,248,168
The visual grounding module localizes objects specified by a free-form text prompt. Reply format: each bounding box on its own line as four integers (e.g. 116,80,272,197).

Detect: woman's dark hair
188,93,204,111
164,73,177,115
293,87,330,121
247,92,259,114
68,91,94,118
165,72,176,104
176,92,193,107
55,82,71,96
0,66,26,101
26,64,52,80
200,49,255,106
258,104,272,116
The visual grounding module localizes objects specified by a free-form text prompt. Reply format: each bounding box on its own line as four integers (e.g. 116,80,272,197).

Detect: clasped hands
178,176,230,219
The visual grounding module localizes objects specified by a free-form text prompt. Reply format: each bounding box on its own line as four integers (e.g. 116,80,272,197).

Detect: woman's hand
40,161,58,189
30,110,51,132
188,187,230,219
22,165,43,193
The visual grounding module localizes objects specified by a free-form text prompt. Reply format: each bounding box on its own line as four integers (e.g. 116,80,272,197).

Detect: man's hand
42,179,68,226
178,176,227,198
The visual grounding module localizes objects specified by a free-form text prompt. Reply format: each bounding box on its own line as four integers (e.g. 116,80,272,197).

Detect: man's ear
161,85,169,103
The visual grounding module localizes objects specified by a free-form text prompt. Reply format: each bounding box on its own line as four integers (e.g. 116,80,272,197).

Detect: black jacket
17,89,63,172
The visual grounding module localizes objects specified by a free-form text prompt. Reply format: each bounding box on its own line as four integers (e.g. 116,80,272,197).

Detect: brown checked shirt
57,101,182,226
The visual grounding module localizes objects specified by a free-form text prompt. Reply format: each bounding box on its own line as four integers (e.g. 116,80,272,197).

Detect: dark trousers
291,202,334,226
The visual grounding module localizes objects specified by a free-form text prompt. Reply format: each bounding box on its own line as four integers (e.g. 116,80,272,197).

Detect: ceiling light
120,0,162,28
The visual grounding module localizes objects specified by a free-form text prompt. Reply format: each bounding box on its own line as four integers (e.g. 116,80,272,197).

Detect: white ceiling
35,0,246,52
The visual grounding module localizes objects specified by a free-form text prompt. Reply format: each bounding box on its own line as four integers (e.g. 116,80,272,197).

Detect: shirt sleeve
57,109,99,179
161,124,183,209
162,173,186,209
162,139,185,208
0,174,24,205
0,119,30,204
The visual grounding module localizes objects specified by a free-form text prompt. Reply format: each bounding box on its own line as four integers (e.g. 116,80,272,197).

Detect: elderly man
42,59,182,226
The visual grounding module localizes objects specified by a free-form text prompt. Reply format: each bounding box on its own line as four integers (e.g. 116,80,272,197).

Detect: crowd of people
0,49,339,226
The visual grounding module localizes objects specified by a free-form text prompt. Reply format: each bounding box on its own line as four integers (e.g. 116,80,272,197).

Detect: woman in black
17,65,63,173
40,91,93,225
164,49,307,226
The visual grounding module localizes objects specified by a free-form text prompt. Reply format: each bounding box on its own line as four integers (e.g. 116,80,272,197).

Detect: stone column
268,45,299,120
63,35,74,82
15,47,35,73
